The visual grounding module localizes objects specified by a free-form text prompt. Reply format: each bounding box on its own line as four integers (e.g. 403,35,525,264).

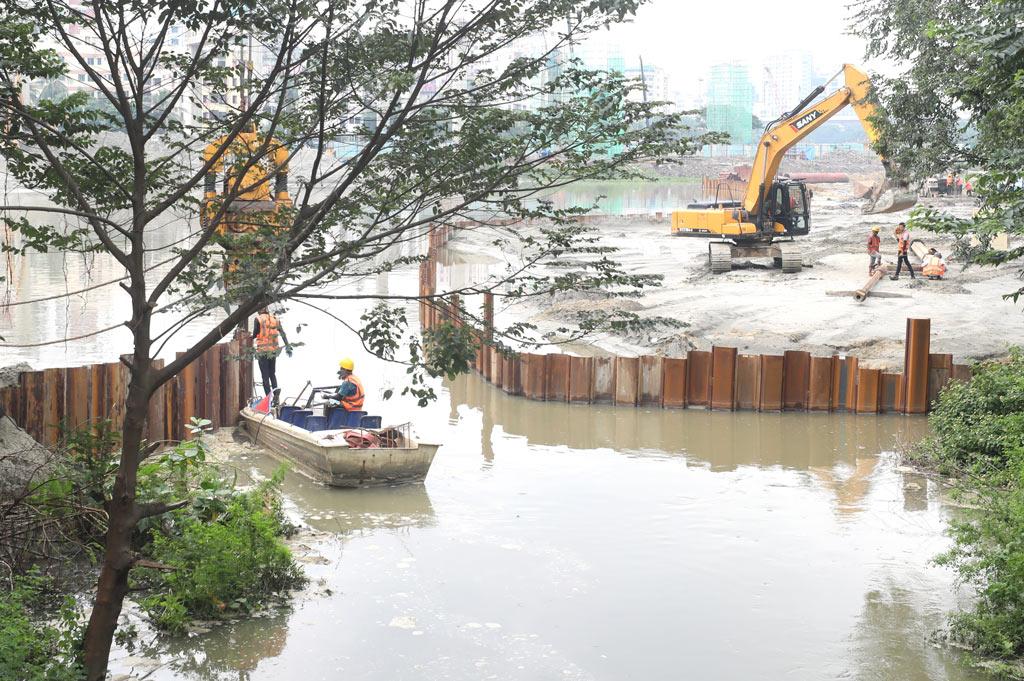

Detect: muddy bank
450,183,1018,369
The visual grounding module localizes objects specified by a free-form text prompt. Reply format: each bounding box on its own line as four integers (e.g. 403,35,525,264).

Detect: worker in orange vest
890,223,916,280
922,248,947,279
253,307,291,404
867,226,882,275
332,358,365,412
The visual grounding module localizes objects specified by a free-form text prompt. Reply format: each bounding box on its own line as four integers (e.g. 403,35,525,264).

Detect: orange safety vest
255,313,280,354
897,234,910,255
340,374,365,411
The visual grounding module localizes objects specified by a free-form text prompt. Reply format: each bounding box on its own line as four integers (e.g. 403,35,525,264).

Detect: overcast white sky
589,0,872,78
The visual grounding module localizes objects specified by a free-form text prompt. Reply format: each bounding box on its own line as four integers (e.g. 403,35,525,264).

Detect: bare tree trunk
82,366,150,681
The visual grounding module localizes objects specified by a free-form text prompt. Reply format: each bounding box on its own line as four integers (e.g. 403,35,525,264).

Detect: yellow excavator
202,125,292,283
672,64,916,273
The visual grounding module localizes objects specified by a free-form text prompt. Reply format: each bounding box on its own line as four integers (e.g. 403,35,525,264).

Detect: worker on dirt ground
331,358,365,413
867,226,882,275
965,180,973,196
946,172,955,195
923,248,947,280
890,223,916,280
253,307,292,405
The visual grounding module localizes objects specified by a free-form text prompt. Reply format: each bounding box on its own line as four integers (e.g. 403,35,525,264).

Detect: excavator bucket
861,178,918,214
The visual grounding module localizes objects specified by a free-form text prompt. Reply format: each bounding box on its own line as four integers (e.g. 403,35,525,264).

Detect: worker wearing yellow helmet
332,357,365,412
867,226,882,275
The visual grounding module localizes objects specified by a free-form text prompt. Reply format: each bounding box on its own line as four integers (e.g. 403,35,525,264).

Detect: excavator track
708,242,732,273
772,241,803,273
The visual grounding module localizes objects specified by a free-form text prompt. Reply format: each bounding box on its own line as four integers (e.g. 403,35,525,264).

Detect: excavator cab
202,126,291,292
763,180,810,237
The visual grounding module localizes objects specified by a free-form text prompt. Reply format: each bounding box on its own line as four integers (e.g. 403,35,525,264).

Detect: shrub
138,477,304,633
926,349,1024,476
937,458,1024,675
926,350,1024,676
0,574,84,681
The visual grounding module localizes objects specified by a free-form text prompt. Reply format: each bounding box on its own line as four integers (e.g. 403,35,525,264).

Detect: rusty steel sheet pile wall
416,224,973,416
0,332,254,447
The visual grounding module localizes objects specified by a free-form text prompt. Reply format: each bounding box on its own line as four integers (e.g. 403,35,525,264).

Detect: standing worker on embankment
253,307,292,405
867,226,882,275
890,223,916,280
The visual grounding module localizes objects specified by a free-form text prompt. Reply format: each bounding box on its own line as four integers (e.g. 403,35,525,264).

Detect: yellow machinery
672,64,916,273
202,126,291,279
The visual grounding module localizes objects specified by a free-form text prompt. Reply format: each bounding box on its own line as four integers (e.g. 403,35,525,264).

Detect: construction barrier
0,331,254,447
419,222,975,415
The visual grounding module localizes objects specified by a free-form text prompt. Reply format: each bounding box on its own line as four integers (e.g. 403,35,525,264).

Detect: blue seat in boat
290,409,313,428
304,415,327,432
326,407,346,430
359,415,382,429
279,405,300,423
344,410,367,427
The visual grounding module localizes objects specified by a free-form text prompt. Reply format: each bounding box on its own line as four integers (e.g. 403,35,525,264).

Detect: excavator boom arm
743,64,877,214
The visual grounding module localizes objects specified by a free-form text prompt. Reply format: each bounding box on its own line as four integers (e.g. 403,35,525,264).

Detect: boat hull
239,408,438,487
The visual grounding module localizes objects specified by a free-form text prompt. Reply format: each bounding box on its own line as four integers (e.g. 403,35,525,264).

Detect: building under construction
706,62,754,147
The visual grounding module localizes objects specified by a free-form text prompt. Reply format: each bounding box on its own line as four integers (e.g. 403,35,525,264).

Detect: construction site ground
451,177,1020,371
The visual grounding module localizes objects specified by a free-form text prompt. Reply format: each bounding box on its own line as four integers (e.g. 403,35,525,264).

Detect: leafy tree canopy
853,0,1024,294
0,1,712,678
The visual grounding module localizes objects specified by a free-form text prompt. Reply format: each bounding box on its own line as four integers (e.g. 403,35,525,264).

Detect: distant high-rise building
758,51,820,121
706,63,754,145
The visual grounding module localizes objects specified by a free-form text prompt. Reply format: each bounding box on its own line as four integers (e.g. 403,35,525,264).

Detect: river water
2,185,983,680
109,381,979,681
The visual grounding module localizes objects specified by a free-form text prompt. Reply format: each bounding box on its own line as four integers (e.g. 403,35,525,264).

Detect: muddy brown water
107,374,983,681
2,185,985,680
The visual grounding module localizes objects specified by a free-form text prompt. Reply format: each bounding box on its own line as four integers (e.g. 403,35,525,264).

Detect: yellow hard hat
339,358,354,371
871,226,880,232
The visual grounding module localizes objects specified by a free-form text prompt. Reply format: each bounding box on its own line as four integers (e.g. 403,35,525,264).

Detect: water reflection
447,373,930,471
136,612,291,681
851,578,968,680
234,442,437,534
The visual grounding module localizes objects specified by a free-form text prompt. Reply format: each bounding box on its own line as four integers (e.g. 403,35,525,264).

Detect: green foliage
0,574,84,681
937,456,1024,674
137,475,304,633
853,0,1024,295
423,321,480,380
924,350,1024,476
923,350,1024,675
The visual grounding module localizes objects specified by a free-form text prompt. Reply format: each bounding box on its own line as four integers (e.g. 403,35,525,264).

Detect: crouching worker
922,248,947,280
331,358,365,413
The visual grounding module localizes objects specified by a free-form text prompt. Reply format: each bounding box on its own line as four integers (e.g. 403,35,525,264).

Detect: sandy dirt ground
449,181,1022,371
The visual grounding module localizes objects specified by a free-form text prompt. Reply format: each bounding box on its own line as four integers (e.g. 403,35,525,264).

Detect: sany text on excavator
202,125,291,286
671,64,916,274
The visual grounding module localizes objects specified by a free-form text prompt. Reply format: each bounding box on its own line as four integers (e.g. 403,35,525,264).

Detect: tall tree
0,0,706,677
853,0,1024,294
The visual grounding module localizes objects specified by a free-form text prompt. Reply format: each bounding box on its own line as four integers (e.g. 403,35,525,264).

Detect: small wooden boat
239,407,439,487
